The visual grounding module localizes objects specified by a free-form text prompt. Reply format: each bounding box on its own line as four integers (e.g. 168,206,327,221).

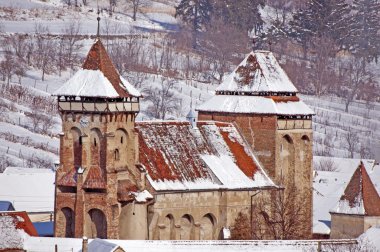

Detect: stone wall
55,112,140,239
146,189,272,240
330,213,365,238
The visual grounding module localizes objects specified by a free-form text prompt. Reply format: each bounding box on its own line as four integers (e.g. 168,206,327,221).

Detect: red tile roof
0,211,38,236
57,167,77,187
82,39,133,98
340,162,380,216
117,179,138,202
135,121,270,191
83,167,106,189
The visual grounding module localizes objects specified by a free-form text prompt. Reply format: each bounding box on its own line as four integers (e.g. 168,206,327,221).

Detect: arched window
70,128,82,168
90,129,102,167
161,214,175,240
180,214,194,240
61,207,75,238
114,149,120,161
87,208,107,239
200,213,216,240
281,134,295,185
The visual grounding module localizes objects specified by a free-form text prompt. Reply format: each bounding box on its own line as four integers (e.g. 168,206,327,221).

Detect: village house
330,160,380,238
52,36,315,240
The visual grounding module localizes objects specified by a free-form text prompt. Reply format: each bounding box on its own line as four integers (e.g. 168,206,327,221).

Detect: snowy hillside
0,0,379,172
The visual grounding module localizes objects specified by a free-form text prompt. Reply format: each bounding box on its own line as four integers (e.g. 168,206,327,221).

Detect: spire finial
96,0,100,38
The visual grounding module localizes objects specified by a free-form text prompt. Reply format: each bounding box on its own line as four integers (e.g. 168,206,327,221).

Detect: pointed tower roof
54,39,141,98
197,50,314,116
332,162,380,216
216,50,298,94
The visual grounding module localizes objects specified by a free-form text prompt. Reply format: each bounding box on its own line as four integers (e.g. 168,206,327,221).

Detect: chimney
82,236,88,252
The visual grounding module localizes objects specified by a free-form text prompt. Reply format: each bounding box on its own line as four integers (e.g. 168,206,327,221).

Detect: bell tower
53,38,142,239
197,51,315,238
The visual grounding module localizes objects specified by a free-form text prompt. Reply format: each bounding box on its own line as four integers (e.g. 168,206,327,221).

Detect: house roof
0,211,38,237
83,239,123,252
331,161,380,216
215,51,298,94
53,39,141,98
197,95,314,115
0,170,55,213
312,157,377,234
135,121,274,191
0,201,15,211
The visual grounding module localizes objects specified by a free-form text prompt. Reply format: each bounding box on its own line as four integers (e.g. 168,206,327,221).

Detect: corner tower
53,39,142,239
197,51,315,238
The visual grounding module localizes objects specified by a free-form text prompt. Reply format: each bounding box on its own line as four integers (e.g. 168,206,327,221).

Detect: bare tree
200,18,248,83
344,130,359,158
251,185,307,240
338,57,374,112
314,158,339,172
309,36,337,96
34,24,56,81
0,52,16,84
143,78,180,120
129,0,147,21
61,21,83,70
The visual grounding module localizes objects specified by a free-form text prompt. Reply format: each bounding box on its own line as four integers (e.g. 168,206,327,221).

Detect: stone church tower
53,39,147,239
197,51,315,237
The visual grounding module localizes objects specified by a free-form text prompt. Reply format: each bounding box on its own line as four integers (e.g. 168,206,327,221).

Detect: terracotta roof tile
340,162,380,216
0,211,38,236
135,121,272,191
82,39,132,97
83,167,106,189
57,167,77,187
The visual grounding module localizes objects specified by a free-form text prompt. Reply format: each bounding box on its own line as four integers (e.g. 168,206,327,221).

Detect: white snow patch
216,51,298,93
130,190,153,203
197,95,314,115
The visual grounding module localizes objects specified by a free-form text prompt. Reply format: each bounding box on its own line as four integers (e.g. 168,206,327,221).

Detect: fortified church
53,35,315,240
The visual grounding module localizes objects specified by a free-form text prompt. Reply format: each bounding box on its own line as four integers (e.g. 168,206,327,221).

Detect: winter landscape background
0,0,379,172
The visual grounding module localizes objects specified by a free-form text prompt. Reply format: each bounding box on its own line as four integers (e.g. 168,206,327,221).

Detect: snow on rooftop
359,227,380,251
312,156,379,234
120,75,142,98
197,95,314,115
130,190,153,203
0,215,27,250
3,167,54,174
136,121,274,192
53,69,120,98
216,51,298,93
0,171,55,213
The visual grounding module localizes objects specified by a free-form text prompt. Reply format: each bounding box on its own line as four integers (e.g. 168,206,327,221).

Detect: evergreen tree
211,0,265,34
289,0,351,56
350,0,380,62
230,212,251,240
175,0,212,48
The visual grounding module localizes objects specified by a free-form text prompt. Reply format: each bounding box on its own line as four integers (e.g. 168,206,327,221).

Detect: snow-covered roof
0,169,55,213
216,51,298,93
53,39,141,98
359,227,380,251
197,95,314,115
136,121,275,191
82,239,121,252
330,161,380,216
312,157,379,234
